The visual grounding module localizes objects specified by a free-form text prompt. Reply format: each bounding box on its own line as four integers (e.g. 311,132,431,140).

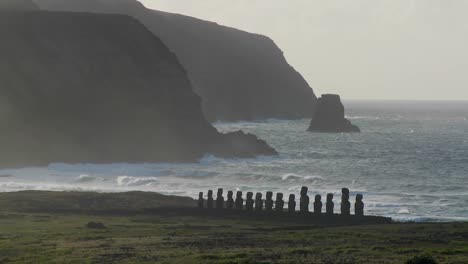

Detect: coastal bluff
0,11,276,168
35,0,317,122
308,94,360,133
0,0,38,10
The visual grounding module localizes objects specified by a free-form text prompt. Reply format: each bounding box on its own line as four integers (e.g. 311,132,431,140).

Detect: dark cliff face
0,11,276,168
0,0,38,10
34,0,317,121
308,94,360,133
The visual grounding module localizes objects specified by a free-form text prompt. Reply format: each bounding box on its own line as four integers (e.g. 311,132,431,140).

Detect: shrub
405,255,438,264
86,221,106,229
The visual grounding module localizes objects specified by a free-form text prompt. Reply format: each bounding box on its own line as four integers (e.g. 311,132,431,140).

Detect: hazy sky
141,0,468,100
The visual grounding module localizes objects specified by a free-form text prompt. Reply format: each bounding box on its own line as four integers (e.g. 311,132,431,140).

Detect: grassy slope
0,191,467,263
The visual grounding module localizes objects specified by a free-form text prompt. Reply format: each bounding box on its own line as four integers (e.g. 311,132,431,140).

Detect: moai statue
235,191,244,210
216,188,224,209
300,186,310,213
341,188,351,216
355,194,364,217
326,193,334,216
314,194,322,215
207,190,214,209
275,193,284,212
288,194,296,213
255,192,263,212
198,192,204,209
265,192,274,212
246,192,254,212
226,191,234,209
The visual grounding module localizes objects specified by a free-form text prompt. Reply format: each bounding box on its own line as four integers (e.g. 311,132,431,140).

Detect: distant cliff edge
34,0,317,121
0,11,277,168
0,0,38,10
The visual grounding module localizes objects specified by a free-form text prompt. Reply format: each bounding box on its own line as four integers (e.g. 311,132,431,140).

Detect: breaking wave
116,176,160,187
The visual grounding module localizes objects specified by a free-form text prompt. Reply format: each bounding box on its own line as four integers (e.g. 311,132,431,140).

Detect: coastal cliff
35,0,317,121
0,0,38,10
308,94,360,133
0,11,276,168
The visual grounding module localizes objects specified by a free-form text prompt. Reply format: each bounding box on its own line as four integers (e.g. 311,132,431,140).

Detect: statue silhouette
246,192,254,212
341,188,351,216
314,194,322,215
300,186,309,213
216,188,224,209
288,194,296,213
355,194,364,216
275,193,284,212
235,191,243,210
198,192,204,209
265,191,273,211
326,193,334,216
226,191,234,209
207,190,214,209
255,192,263,212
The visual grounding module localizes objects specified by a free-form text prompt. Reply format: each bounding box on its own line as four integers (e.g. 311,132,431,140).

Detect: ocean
1,100,467,222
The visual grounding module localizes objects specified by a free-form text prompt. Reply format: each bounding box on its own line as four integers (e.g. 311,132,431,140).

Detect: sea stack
308,94,360,133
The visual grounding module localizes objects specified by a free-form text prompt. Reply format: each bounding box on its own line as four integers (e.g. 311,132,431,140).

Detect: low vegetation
0,191,467,263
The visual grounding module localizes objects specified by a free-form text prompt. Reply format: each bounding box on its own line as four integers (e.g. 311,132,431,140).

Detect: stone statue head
327,193,333,202
208,190,213,197
227,191,233,199
301,186,308,195
356,194,363,202
342,188,350,200
199,192,203,199
289,194,295,201
266,191,273,200
315,194,321,202
236,191,242,197
247,192,253,200
276,193,283,200
217,188,223,196
255,192,262,200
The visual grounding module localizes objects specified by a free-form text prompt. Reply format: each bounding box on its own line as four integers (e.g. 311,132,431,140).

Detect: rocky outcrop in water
34,0,317,121
0,11,276,168
308,94,360,133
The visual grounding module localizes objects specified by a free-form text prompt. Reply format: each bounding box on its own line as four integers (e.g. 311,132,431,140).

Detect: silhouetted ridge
0,11,276,168
35,0,317,121
0,0,38,10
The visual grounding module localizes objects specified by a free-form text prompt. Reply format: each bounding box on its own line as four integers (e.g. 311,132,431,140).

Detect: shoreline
1,190,466,224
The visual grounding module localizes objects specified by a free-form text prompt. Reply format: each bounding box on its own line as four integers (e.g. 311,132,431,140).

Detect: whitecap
281,173,325,184
75,174,96,183
398,208,410,214
116,176,159,187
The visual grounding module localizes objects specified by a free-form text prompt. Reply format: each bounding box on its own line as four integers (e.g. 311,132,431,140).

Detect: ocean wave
199,154,281,165
74,174,97,183
281,173,325,184
174,171,219,179
392,215,468,223
346,115,381,120
116,176,159,187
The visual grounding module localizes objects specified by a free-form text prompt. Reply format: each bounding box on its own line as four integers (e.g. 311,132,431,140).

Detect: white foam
116,176,159,187
75,174,96,183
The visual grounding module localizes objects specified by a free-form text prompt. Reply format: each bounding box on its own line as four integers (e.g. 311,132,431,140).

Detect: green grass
0,191,467,263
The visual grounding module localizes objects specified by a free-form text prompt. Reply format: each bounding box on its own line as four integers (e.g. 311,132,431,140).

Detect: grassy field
0,191,467,264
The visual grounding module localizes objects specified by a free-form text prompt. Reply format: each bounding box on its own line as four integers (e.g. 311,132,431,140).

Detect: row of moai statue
198,187,364,216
